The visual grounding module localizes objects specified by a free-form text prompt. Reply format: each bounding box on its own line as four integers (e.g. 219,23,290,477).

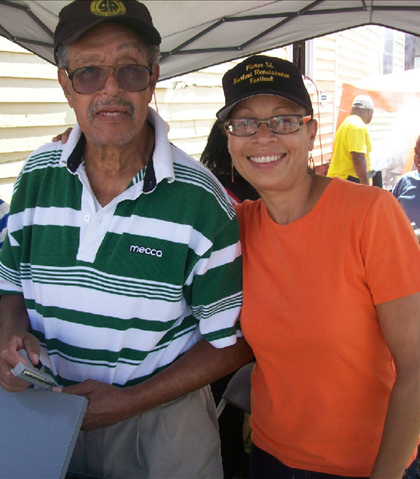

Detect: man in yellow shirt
327,95,374,185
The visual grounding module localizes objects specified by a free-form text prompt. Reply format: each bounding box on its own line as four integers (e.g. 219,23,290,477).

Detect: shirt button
84,215,91,222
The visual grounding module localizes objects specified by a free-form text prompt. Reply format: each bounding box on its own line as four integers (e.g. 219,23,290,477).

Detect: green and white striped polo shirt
0,109,243,387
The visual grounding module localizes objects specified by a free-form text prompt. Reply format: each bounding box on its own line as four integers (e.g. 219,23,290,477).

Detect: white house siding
0,26,407,202
0,37,234,203
0,37,75,201
156,65,231,160
310,26,406,171
310,27,384,168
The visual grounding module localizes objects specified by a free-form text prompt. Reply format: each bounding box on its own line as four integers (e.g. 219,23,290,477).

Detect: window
405,33,420,70
383,29,394,74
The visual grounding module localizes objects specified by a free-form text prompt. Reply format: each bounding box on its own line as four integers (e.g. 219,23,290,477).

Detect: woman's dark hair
200,122,231,178
200,121,259,202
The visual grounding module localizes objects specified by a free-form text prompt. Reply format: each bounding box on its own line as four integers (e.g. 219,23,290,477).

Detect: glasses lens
70,65,151,94
224,115,309,136
269,116,301,134
225,119,259,137
72,66,106,95
116,65,151,92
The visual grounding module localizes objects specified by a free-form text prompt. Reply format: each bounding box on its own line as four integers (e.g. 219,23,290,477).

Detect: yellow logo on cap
91,0,126,17
233,61,290,86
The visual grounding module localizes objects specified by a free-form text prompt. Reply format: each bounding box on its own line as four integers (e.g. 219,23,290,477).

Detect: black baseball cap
54,0,161,64
217,55,313,120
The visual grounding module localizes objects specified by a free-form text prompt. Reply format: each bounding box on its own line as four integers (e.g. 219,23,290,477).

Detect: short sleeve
361,190,420,304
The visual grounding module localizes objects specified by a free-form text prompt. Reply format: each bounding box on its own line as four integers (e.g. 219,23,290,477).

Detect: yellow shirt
327,114,372,180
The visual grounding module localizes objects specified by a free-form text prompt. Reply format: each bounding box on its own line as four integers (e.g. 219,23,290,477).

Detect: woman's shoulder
234,199,264,236
326,178,402,222
235,198,263,214
328,176,387,197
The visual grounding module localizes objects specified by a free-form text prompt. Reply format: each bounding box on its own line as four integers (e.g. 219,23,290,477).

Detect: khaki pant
68,386,223,479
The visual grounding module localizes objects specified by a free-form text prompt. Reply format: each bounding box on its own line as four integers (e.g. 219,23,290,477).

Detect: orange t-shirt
236,178,420,476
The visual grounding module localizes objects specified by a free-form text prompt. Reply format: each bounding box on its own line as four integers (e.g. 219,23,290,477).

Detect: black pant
346,175,360,184
250,444,419,479
211,373,250,478
346,172,383,188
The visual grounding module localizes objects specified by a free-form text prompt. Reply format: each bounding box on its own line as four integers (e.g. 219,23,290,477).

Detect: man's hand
56,380,134,431
0,330,40,392
55,338,253,431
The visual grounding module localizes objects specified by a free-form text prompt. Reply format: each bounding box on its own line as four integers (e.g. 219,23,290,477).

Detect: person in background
218,54,420,479
0,197,9,308
201,121,259,207
201,123,257,479
0,1,252,478
393,134,420,227
327,95,375,185
0,198,9,250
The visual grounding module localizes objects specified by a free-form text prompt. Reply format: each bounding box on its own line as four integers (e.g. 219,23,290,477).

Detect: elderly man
0,1,252,478
327,95,375,185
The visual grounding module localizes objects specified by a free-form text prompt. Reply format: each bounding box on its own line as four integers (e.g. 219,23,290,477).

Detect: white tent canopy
0,0,420,80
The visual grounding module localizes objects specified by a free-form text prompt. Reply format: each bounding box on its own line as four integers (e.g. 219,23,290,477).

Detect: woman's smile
248,153,286,164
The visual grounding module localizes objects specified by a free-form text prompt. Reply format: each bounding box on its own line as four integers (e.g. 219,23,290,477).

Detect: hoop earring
231,162,235,183
308,154,316,176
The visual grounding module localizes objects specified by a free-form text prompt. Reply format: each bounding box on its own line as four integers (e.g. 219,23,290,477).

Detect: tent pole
293,41,306,75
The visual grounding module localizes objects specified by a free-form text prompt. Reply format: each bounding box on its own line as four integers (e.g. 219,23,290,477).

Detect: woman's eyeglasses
66,64,153,95
224,115,312,137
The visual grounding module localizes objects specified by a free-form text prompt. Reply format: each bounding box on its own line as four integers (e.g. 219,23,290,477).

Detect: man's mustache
88,99,136,121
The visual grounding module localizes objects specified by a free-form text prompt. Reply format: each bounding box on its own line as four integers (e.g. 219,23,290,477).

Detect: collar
60,108,175,193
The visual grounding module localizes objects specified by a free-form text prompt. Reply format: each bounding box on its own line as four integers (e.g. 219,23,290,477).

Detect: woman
201,120,259,207
217,55,420,479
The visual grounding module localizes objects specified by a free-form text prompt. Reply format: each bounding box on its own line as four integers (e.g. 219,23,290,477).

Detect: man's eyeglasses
66,64,153,95
223,115,312,137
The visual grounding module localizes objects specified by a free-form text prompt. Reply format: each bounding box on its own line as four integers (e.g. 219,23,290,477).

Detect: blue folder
0,386,88,479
